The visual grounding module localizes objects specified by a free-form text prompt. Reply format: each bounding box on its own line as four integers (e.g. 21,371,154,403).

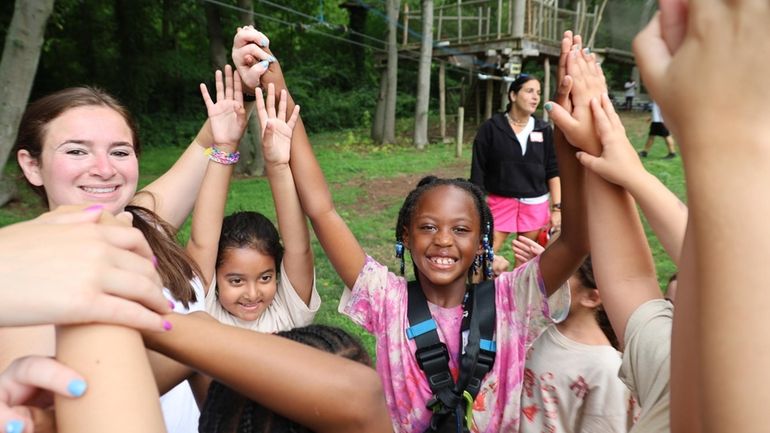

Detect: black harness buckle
415,343,453,388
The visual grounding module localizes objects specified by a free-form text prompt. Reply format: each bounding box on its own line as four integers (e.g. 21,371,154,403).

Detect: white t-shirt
651,103,664,123
520,326,635,433
620,299,672,433
204,260,320,332
160,279,206,433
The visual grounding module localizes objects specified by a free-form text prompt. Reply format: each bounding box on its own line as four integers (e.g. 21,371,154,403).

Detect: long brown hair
14,86,201,306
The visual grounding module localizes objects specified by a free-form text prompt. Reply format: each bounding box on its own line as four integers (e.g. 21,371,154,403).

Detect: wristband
551,203,561,211
205,146,240,165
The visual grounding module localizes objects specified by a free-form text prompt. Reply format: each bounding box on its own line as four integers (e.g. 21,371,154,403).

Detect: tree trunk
0,0,56,207
372,68,387,144
234,0,264,177
204,3,227,71
383,0,401,144
413,0,433,149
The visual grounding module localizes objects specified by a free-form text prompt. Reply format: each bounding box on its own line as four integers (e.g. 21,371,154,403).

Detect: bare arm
233,27,365,288
186,66,248,289
574,127,686,265
635,2,770,430
144,313,392,433
538,31,589,295
256,85,314,303
131,123,212,229
55,325,165,433
551,90,661,345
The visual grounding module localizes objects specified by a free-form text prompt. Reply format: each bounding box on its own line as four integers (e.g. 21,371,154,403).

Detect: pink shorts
487,194,550,233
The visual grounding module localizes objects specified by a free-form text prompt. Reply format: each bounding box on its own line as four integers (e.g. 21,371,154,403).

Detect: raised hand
0,356,87,433
547,43,607,156
199,65,247,150
255,83,300,167
0,206,171,331
634,1,770,144
554,31,578,111
232,26,274,91
512,235,545,266
574,93,646,189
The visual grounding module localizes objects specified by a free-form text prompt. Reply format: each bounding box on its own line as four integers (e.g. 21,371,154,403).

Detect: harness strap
405,279,497,432
456,280,496,400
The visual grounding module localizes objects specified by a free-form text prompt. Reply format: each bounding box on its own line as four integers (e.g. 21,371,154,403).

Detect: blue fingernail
583,47,590,54
5,420,24,433
544,102,553,112
260,38,269,48
67,379,88,397
259,60,270,69
267,55,276,63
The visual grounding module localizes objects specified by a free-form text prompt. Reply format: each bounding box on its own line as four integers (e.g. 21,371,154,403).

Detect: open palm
200,65,247,148
255,83,300,165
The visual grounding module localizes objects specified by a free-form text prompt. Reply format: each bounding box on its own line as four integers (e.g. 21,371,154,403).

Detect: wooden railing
401,0,602,48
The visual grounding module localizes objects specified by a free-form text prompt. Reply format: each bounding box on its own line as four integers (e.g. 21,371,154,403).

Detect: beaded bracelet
205,146,240,165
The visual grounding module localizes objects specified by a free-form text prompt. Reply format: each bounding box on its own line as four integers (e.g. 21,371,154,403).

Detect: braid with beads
199,325,371,433
394,176,495,280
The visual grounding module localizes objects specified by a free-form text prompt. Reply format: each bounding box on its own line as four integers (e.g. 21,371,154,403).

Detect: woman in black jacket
470,74,561,271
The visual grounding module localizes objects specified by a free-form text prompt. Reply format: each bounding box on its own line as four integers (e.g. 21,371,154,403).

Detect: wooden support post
437,7,444,40
456,106,465,157
513,0,525,37
543,57,551,122
497,0,503,39
457,0,462,43
485,79,494,120
402,3,409,46
439,61,447,139
478,6,483,38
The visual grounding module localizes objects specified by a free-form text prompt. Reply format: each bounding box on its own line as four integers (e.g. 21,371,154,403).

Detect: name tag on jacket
530,131,543,142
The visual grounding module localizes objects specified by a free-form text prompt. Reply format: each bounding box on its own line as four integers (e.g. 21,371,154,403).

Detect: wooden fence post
456,106,465,157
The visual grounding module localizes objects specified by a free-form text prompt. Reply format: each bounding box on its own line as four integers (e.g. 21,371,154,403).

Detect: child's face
404,185,482,291
216,247,278,321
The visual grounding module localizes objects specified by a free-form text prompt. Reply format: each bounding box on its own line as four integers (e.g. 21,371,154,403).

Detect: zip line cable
201,0,480,76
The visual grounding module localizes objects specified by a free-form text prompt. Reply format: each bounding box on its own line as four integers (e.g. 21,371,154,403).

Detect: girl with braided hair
231,26,589,433
198,324,371,433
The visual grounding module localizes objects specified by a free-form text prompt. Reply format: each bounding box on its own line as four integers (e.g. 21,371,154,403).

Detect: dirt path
347,158,471,215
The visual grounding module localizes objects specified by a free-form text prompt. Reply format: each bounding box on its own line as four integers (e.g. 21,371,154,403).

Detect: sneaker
664,152,677,159
638,150,648,157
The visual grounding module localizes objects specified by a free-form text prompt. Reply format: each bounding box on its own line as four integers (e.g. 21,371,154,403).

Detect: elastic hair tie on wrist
205,146,240,165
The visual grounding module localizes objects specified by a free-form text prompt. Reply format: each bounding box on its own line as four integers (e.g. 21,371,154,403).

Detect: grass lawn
0,111,683,356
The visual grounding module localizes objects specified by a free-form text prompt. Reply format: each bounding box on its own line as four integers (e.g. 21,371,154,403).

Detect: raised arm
144,313,392,433
131,121,212,229
537,31,589,295
548,46,661,344
133,67,254,229
573,119,686,265
635,2,770,431
186,65,248,289
233,26,366,288
255,84,314,303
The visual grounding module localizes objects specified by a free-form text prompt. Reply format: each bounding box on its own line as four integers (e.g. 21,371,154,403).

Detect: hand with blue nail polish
232,26,273,91
0,356,86,433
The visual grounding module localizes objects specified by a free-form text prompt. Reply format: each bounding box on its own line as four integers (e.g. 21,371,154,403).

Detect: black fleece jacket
469,113,558,198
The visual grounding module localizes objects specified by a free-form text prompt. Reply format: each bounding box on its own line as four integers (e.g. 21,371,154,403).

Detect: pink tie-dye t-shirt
339,255,570,433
